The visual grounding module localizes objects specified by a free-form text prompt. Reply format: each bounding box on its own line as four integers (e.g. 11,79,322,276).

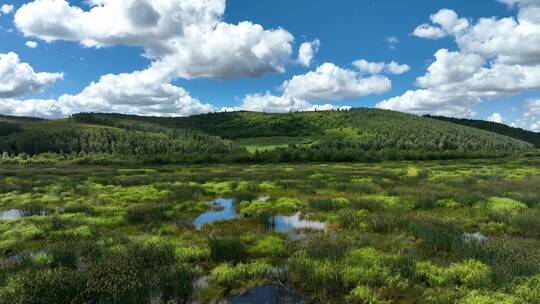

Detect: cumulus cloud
14,0,294,80
413,24,447,39
525,99,540,117
233,62,392,113
0,68,214,118
282,63,391,101
233,92,350,113
0,52,63,98
3,0,303,117
297,39,320,67
353,59,410,75
25,41,37,48
0,4,14,15
413,9,469,39
487,112,504,123
379,5,540,117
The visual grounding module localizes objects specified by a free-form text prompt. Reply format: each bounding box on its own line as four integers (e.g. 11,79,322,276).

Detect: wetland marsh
1,158,539,303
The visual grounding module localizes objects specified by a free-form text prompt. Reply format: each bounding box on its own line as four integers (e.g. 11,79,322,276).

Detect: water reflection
228,283,305,304
193,198,238,229
272,212,326,233
0,208,49,220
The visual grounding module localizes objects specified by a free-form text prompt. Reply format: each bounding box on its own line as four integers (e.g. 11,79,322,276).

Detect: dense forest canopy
426,115,540,147
0,109,535,164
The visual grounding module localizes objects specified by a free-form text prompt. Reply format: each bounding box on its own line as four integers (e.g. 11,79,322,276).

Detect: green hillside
0,109,534,163
0,118,244,158
72,109,532,153
426,115,540,147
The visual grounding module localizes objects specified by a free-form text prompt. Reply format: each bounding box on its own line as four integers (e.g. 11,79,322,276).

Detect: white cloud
487,112,504,123
386,61,411,75
0,4,14,15
380,5,540,117
525,99,540,117
413,9,469,39
282,63,391,101
385,36,399,49
413,24,447,39
415,49,485,89
4,0,301,117
353,59,410,75
352,60,385,74
14,0,294,80
0,68,214,118
0,52,63,98
25,41,38,48
235,62,392,113
297,39,320,67
234,92,349,113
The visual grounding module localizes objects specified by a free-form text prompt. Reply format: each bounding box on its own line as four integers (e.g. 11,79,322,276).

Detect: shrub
435,199,461,209
460,238,540,284
160,263,197,303
460,290,518,304
8,269,86,304
207,235,246,263
486,197,527,217
309,198,350,211
337,209,367,230
209,261,272,290
408,217,463,252
249,235,287,258
126,204,169,224
513,275,540,303
415,259,491,288
273,197,303,214
346,285,390,304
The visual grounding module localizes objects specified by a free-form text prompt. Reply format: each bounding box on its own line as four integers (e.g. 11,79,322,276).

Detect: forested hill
72,109,532,153
0,119,244,158
426,115,540,148
0,109,534,163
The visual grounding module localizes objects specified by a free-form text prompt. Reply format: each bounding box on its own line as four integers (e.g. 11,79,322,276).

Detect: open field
1,158,539,303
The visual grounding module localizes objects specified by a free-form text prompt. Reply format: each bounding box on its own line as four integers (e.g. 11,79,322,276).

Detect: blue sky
0,0,539,130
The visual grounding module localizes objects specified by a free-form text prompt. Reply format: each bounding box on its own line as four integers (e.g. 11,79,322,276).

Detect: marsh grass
1,159,539,302
408,217,463,252
207,234,247,264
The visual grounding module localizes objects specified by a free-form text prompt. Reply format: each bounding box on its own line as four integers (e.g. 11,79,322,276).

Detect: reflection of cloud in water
463,232,488,242
193,198,237,229
273,212,326,233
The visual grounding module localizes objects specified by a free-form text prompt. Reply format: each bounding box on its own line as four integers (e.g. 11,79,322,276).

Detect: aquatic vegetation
207,235,247,264
0,158,538,302
414,259,491,288
249,235,288,258
346,285,390,304
485,197,528,217
208,261,272,291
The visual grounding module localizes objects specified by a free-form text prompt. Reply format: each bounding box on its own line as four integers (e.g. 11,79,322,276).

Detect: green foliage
427,114,540,147
415,259,491,288
460,290,518,304
513,275,540,303
309,197,350,211
249,235,287,258
485,197,527,217
208,261,272,290
346,285,390,304
408,217,463,251
207,235,247,263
